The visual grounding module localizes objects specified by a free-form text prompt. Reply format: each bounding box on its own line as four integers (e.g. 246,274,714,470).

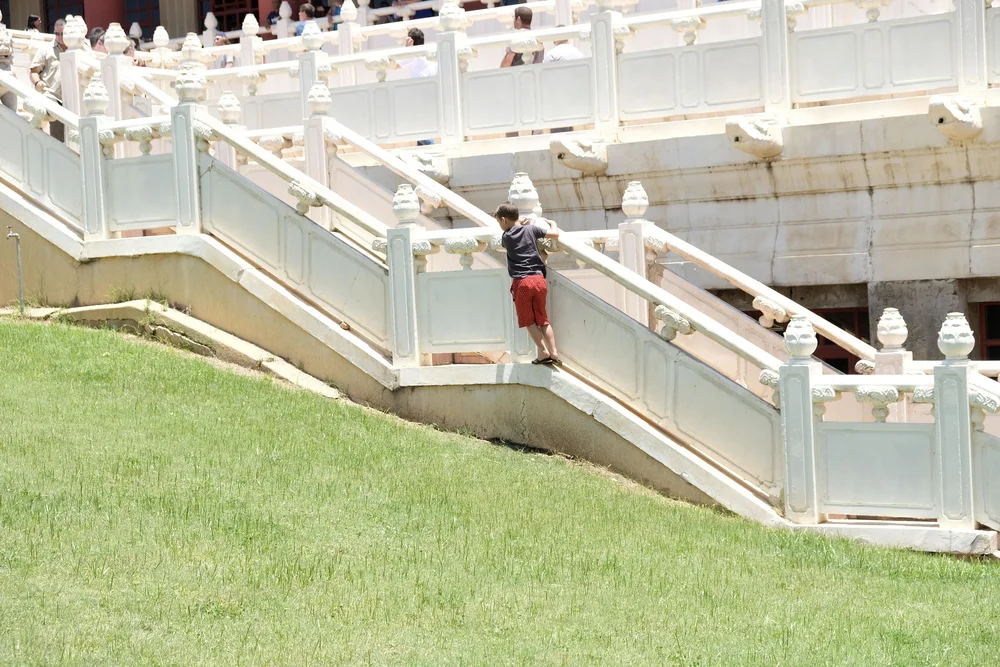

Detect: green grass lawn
1,320,999,666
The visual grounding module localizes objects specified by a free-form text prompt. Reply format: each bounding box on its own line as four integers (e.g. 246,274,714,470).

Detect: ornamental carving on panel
654,305,694,342
726,114,783,159
752,296,788,328
124,126,155,155
855,386,900,423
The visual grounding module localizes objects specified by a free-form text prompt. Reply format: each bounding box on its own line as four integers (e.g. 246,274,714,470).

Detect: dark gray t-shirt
502,223,547,279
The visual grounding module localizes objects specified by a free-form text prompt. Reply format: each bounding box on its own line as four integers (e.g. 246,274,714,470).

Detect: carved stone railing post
275,1,294,38
100,23,132,159
339,0,360,87
761,0,791,114
59,15,87,117
933,312,977,529
617,180,651,326
201,11,219,48
870,307,912,422
386,184,423,367
779,316,821,523
298,21,325,120
956,0,988,94
304,82,335,229
239,14,261,67
171,57,205,235
589,3,622,137
215,91,243,171
436,2,468,146
79,77,110,241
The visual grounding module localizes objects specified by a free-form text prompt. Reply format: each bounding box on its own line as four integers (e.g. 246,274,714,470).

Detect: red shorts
511,274,549,328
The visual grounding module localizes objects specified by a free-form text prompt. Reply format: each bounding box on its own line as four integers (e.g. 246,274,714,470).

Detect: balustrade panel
417,269,513,353
618,38,765,121
816,422,939,519
107,155,179,231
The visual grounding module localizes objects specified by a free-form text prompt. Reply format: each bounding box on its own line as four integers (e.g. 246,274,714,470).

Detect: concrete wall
0,211,712,507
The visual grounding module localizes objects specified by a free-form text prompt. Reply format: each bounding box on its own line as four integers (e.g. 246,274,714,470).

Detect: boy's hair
494,202,519,222
300,3,316,18
514,6,533,26
408,28,425,45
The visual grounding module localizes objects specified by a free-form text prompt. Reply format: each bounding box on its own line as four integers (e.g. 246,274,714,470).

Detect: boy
495,202,562,366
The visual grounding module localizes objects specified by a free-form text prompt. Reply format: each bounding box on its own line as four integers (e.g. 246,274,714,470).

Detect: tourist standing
29,19,67,142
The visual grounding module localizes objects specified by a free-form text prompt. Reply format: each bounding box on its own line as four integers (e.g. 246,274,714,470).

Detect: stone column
589,4,622,137
338,1,359,87
298,22,325,121
303,82,334,229
934,312,977,529
100,23,132,159
171,64,205,235
201,12,218,48
761,0,790,114
779,316,822,524
872,307,913,422
239,14,261,68
617,181,651,326
79,77,111,241
59,16,88,117
956,0,988,94
215,92,242,171
868,280,969,361
386,185,423,367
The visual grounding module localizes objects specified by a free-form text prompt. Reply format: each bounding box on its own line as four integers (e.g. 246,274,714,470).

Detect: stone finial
176,68,207,103
938,312,975,361
393,184,421,226
218,91,242,124
82,77,109,116
307,81,332,116
853,0,891,22
301,20,324,51
129,23,143,39
438,0,467,32
726,114,783,159
550,137,608,175
279,1,294,19
104,23,130,56
341,0,359,23
181,32,204,61
153,26,170,48
242,13,260,38
876,307,908,351
0,25,13,64
783,315,817,360
509,173,539,217
622,181,648,219
671,16,704,45
929,96,983,142
64,15,87,50
204,12,219,30
595,0,616,9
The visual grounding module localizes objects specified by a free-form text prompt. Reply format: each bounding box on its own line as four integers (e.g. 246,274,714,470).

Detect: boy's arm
500,47,515,68
542,219,560,239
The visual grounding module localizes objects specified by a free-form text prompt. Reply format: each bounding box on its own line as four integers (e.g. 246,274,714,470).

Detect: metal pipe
6,227,22,315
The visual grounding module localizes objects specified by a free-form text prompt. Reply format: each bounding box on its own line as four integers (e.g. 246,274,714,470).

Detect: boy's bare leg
539,324,558,360
526,325,549,359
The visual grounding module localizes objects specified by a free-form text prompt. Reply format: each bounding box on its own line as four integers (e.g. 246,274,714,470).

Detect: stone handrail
623,0,761,29
0,70,80,130
321,114,501,231
464,22,591,48
128,74,180,110
644,227,878,362
197,111,390,240
558,237,783,373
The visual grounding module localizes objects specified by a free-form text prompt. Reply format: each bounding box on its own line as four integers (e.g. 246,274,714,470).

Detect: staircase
1,64,999,556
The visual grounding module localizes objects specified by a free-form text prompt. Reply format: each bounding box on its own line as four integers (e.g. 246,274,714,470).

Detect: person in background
268,0,283,26
544,27,583,133
327,0,344,30
296,3,316,35
213,34,235,68
29,18,66,141
393,28,438,145
88,27,107,54
1,20,15,112
127,38,147,67
26,15,42,32
501,6,542,137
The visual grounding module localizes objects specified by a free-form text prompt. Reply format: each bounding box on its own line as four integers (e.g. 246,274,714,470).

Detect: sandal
532,357,555,365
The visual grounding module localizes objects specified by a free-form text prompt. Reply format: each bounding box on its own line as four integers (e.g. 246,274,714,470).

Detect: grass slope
0,321,998,666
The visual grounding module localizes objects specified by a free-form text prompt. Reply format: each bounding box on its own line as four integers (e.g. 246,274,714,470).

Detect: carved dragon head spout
549,137,608,175
928,95,983,141
725,115,783,159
